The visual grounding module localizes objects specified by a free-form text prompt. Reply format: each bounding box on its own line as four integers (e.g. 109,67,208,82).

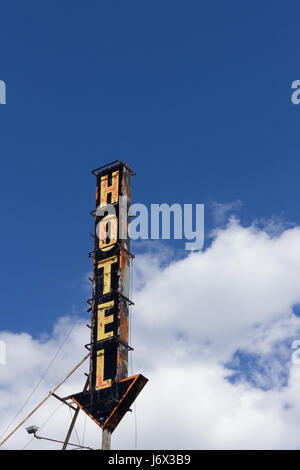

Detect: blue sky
1,1,300,391
3,3,300,449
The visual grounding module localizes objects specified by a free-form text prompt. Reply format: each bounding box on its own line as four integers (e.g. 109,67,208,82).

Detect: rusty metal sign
70,161,148,433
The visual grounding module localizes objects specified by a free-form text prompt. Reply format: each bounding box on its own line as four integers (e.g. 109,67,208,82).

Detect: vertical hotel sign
70,161,148,433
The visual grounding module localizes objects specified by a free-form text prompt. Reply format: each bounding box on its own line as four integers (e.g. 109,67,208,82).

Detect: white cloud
2,218,300,449
210,200,242,226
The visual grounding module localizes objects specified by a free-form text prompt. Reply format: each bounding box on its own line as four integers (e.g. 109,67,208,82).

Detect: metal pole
101,428,111,450
0,353,90,448
34,432,94,450
62,406,80,450
62,376,89,450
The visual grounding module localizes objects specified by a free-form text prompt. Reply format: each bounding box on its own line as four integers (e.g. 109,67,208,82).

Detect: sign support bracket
62,376,89,450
